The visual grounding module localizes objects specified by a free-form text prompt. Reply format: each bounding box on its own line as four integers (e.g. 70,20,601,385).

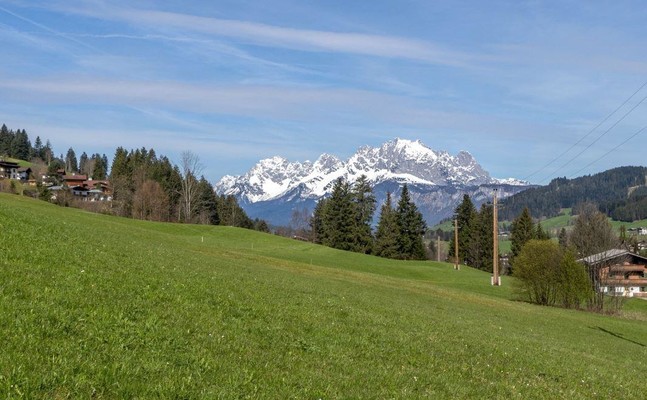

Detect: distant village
0,159,112,202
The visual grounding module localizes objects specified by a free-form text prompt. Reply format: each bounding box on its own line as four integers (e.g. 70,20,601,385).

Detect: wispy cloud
46,2,482,68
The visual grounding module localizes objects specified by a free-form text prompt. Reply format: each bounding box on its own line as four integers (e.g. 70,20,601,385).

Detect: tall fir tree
374,192,400,258
351,175,376,254
10,130,30,160
79,152,89,175
322,178,355,251
65,147,78,173
310,198,328,244
448,194,477,265
395,184,427,260
0,124,12,155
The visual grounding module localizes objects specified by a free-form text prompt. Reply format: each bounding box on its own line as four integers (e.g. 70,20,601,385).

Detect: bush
514,240,591,308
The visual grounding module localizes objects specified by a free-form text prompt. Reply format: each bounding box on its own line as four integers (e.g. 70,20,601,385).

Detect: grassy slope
1,194,646,399
2,157,32,168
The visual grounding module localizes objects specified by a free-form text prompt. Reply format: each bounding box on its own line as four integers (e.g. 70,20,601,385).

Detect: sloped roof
578,249,647,265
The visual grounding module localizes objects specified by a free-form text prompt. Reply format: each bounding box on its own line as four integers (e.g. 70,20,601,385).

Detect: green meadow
1,194,646,398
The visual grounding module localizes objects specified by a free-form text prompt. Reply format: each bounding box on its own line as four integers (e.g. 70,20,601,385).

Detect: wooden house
579,249,647,298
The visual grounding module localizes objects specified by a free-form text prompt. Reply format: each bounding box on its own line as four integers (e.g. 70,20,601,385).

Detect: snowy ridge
215,138,529,203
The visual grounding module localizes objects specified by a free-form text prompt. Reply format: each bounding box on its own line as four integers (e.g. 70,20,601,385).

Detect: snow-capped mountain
215,138,530,225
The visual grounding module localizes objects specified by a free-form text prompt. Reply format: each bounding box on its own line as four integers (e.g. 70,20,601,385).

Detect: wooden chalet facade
0,160,20,180
579,249,647,298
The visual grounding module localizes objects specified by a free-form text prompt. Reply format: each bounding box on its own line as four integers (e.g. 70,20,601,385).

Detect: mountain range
215,138,531,226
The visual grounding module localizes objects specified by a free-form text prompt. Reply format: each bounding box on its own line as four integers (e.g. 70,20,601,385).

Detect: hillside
500,166,647,220
1,194,646,398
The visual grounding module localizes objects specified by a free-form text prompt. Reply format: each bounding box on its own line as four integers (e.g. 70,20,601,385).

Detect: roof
578,249,647,265
0,160,19,168
17,167,31,172
62,174,88,180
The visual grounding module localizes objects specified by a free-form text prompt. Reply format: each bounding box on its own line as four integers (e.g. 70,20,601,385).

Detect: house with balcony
579,249,647,298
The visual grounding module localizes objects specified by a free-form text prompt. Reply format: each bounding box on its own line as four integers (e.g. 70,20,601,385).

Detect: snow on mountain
215,138,531,225
216,138,513,202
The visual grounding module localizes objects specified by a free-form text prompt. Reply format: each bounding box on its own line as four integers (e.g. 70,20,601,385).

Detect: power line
568,124,647,179
538,91,647,184
522,80,647,182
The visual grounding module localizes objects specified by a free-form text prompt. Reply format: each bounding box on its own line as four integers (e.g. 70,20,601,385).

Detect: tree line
311,177,428,260
500,166,647,221
0,122,265,232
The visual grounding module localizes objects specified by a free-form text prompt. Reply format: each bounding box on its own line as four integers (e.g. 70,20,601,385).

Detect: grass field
1,194,646,398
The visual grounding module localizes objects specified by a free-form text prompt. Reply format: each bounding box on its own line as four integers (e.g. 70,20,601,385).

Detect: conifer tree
0,124,12,155
395,184,427,260
374,192,400,258
33,136,43,160
310,198,327,244
196,176,219,225
65,148,78,173
448,194,477,264
322,178,355,251
10,130,31,160
351,175,376,254
535,221,549,240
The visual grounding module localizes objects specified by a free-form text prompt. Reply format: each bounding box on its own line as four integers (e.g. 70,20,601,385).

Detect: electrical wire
522,80,647,182
568,124,647,179
538,91,647,184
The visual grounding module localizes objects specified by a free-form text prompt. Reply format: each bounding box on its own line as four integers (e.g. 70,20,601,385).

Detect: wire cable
538,92,647,183
522,80,647,182
568,124,647,179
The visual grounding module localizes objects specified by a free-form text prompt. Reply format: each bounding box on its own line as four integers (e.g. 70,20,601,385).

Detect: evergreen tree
91,153,107,180
395,184,427,260
42,140,53,164
79,152,89,175
448,194,477,265
33,136,43,160
374,192,400,258
10,130,30,160
196,177,219,225
535,221,549,240
65,147,78,173
321,178,355,251
509,207,535,273
471,203,494,272
0,124,12,155
351,175,376,254
310,198,328,244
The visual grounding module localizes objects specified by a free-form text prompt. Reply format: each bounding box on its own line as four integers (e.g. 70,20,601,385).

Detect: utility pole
454,218,459,270
492,189,500,286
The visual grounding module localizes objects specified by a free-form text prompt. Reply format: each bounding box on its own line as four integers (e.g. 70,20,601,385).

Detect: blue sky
1,0,646,184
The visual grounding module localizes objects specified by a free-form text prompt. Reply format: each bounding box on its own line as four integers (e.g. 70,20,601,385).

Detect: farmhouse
579,249,647,298
0,160,20,180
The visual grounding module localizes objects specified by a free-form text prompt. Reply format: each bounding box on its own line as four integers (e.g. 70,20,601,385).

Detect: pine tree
351,175,376,254
310,198,328,244
196,177,220,225
322,178,355,251
90,153,107,180
535,221,549,240
33,136,43,160
374,192,400,258
395,184,427,260
471,203,494,272
0,124,12,155
509,207,535,273
79,152,89,175
10,130,30,160
448,194,477,265
65,147,78,173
